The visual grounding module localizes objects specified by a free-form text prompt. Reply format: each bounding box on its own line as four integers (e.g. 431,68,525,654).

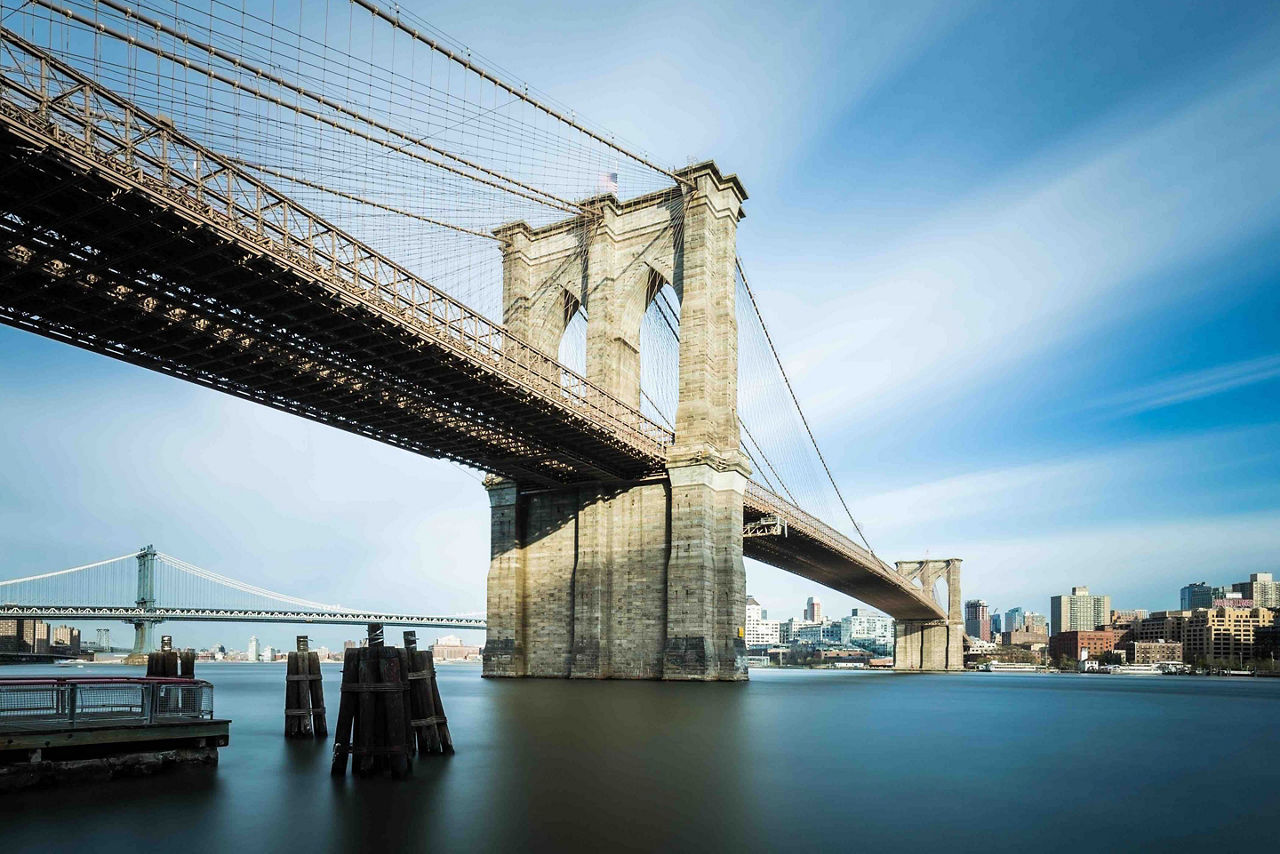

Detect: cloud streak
1094,354,1280,417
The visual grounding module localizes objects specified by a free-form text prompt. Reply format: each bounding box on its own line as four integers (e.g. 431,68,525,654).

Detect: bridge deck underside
0,115,945,623
0,128,658,486
742,502,945,621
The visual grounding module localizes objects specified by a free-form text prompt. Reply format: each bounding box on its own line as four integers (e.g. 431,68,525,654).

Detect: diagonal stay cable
735,257,880,562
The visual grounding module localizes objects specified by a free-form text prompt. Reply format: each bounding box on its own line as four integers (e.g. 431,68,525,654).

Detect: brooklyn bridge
0,0,963,678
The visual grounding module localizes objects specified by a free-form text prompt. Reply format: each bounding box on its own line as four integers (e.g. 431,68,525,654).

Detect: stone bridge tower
892,558,965,670
483,162,750,681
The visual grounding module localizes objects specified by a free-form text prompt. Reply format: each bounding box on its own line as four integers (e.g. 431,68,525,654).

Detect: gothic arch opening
557,290,587,376
638,267,680,429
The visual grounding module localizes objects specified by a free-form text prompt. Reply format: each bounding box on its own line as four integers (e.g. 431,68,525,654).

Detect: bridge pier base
893,620,964,671
892,558,964,671
482,470,747,682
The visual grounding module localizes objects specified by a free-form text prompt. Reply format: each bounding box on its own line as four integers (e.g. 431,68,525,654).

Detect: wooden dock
0,676,229,791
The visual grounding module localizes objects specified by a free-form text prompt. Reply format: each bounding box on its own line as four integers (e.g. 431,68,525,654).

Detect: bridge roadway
0,604,487,630
0,30,944,622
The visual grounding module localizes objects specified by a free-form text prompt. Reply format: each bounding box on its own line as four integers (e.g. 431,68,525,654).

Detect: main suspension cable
350,0,691,190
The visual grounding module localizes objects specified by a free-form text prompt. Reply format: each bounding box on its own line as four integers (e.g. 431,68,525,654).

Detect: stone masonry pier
483,162,749,680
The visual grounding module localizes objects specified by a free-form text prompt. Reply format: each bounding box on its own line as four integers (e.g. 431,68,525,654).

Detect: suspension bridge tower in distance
124,545,163,664
484,161,751,681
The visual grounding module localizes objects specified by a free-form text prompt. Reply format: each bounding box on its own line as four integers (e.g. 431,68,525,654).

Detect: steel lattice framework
0,27,945,622
0,604,486,629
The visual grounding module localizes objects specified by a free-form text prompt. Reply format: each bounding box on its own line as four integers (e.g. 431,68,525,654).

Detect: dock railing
0,677,214,731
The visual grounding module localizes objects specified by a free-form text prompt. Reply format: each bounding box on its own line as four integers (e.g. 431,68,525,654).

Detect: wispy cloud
857,426,1280,544
769,53,1280,429
1093,354,1280,417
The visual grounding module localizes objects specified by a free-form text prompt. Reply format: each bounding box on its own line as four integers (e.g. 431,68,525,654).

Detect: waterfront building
1254,622,1280,663
804,597,822,623
247,635,260,662
51,625,80,654
1005,607,1026,632
1232,573,1279,609
432,634,481,661
0,619,22,653
1050,587,1110,635
1024,612,1047,634
965,599,991,641
1122,640,1183,664
1182,606,1274,666
96,628,111,651
1001,627,1049,646
745,596,782,649
21,619,50,655
1048,630,1118,663
781,618,820,645
840,609,894,654
262,645,276,661
1181,582,1213,611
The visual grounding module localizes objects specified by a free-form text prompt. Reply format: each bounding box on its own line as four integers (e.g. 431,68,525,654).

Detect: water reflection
1,665,1277,851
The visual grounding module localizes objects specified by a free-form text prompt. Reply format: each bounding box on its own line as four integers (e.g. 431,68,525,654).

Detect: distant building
1232,573,1279,609
432,634,481,661
51,625,80,655
1002,628,1049,646
0,619,22,653
991,613,1003,636
781,618,820,645
804,597,822,623
1024,612,1047,634
840,609,894,654
262,645,276,661
22,619,50,655
965,600,991,641
247,635,260,662
1050,587,1110,635
1122,640,1183,664
1254,621,1280,663
1005,607,1026,632
1180,582,1213,611
1048,630,1118,663
1133,610,1191,644
745,596,781,649
1182,606,1273,666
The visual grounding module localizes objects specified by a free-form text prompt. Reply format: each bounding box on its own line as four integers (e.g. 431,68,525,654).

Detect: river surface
2,663,1277,852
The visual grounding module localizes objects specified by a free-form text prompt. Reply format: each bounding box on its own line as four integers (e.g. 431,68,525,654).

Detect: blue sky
2,0,1279,648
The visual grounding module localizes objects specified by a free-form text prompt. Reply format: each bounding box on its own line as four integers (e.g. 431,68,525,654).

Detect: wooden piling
354,647,378,776
328,626,451,778
146,650,179,678
284,651,316,738
307,651,327,738
425,649,454,754
179,649,196,679
379,649,410,778
330,647,359,776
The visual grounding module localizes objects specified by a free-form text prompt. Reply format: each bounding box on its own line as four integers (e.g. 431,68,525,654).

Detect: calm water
2,663,1278,852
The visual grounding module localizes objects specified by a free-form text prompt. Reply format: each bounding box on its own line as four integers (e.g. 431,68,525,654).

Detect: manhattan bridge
0,0,963,677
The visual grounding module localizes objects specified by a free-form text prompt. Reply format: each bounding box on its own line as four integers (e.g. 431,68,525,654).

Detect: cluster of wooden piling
146,638,195,678
284,636,327,739
330,626,452,778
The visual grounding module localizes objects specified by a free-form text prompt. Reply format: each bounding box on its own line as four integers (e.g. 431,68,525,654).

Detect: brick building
1048,630,1118,663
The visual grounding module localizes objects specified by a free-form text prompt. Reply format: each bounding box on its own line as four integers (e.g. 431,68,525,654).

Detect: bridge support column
125,545,160,663
892,559,964,671
484,161,749,682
